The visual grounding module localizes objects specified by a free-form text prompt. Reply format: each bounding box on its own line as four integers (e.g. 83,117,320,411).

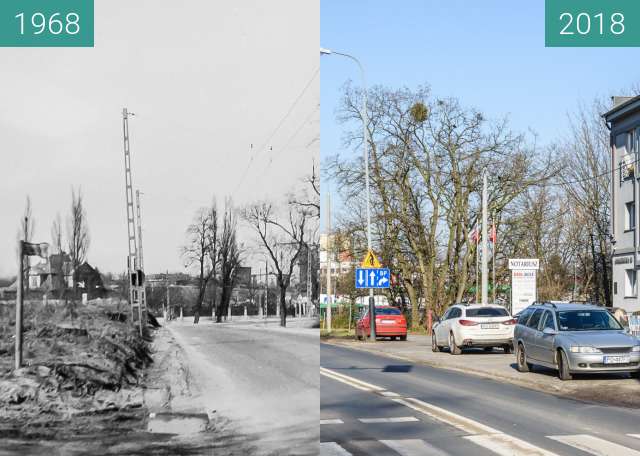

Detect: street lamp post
321,47,376,339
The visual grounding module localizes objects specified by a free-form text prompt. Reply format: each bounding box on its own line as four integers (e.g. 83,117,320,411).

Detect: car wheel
431,334,441,352
399,334,407,341
516,343,530,372
483,347,493,352
631,370,640,379
503,344,513,355
449,333,462,355
557,349,573,381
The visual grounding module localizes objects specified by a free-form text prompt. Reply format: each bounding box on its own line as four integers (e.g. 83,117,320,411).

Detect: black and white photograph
1,1,319,455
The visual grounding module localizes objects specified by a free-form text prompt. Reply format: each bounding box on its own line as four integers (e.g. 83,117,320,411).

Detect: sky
1,0,319,278
320,0,640,226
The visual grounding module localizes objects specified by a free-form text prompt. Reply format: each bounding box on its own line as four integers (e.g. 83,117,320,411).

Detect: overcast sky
1,0,319,278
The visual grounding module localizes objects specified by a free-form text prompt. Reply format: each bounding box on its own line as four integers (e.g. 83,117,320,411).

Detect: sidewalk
164,316,320,338
323,334,640,408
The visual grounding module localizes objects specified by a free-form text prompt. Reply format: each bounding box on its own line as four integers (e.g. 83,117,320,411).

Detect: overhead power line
233,67,320,196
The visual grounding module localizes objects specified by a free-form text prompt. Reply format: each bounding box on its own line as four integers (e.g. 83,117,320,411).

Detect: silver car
513,302,640,380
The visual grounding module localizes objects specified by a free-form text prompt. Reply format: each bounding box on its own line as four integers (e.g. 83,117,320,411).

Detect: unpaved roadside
0,325,257,455
323,334,640,409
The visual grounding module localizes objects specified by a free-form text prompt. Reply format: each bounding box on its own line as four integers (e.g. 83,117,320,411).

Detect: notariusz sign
508,259,540,270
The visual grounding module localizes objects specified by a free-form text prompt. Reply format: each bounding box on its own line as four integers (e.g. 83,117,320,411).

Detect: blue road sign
355,268,391,289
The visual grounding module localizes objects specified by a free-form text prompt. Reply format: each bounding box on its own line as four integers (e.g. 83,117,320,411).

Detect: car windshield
466,308,509,317
557,310,623,331
376,307,401,316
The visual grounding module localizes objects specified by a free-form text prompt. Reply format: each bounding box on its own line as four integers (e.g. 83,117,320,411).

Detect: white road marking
320,370,372,392
358,416,420,423
466,434,559,456
548,434,640,456
392,397,498,435
320,442,353,456
320,367,385,392
629,434,640,439
381,391,401,397
320,419,344,425
321,368,560,456
380,439,450,456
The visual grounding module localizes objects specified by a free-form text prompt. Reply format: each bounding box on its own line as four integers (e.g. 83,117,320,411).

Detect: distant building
236,266,252,287
22,254,105,298
604,95,640,311
27,252,72,293
319,233,357,279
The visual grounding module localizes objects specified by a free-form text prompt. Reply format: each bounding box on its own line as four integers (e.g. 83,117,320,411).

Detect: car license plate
481,324,499,329
381,320,395,324
603,355,630,364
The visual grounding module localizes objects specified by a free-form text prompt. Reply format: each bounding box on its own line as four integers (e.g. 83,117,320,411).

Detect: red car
356,306,407,340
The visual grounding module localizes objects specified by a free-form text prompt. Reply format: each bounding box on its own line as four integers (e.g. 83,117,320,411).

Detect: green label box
0,0,93,47
546,0,640,47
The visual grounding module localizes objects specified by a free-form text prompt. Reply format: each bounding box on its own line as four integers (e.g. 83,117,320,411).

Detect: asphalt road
168,319,319,456
321,343,640,456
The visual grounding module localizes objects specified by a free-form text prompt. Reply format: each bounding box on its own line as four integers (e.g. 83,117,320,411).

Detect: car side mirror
542,327,557,336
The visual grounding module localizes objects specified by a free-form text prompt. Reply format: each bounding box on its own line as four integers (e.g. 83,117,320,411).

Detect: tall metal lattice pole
122,108,145,335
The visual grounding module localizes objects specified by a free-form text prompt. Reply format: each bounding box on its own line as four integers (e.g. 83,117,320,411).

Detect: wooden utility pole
15,241,23,370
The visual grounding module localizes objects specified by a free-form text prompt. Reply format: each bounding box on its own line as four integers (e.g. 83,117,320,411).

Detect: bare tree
51,212,64,254
244,200,310,327
182,200,218,324
217,200,241,322
67,187,90,302
50,212,66,298
558,99,612,305
327,84,556,332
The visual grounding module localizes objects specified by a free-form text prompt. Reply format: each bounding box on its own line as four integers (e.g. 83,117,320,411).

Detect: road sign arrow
358,270,364,286
378,276,389,286
369,271,376,287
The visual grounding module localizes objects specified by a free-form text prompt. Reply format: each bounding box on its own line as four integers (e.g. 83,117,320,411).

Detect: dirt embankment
0,298,152,439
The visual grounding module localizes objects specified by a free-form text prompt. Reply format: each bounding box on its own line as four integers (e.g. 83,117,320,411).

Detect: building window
626,202,635,231
614,282,618,295
625,269,637,297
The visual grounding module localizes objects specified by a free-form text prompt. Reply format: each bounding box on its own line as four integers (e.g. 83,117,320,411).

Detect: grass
320,328,356,339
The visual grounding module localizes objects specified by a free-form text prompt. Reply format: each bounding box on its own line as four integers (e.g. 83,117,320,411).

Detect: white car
432,304,516,355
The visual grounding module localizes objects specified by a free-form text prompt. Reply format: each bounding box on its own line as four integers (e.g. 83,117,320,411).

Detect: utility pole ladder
122,108,145,335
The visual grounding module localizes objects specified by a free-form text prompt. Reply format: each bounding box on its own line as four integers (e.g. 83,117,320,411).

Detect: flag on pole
469,225,480,244
22,242,49,258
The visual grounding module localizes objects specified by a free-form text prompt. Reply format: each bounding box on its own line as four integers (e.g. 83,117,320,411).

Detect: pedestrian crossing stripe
358,416,419,423
548,434,640,456
321,435,640,456
320,419,344,425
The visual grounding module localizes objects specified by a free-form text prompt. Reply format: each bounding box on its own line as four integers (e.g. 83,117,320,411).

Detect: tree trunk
279,283,287,327
194,283,206,324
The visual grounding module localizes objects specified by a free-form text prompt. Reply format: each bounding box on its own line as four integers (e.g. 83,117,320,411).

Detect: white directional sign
509,258,539,315
355,268,391,289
